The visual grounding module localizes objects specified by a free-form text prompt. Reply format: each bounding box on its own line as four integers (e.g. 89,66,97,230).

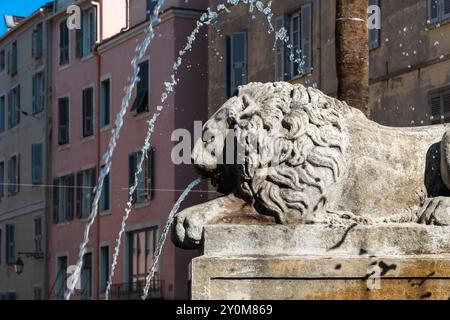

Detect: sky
0,0,50,35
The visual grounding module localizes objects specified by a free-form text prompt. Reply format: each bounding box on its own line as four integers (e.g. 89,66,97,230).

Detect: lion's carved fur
231,83,347,223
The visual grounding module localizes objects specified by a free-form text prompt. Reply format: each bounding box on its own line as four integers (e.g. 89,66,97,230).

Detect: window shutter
16,154,20,194
53,179,59,223
7,50,11,75
7,158,12,195
147,147,154,200
301,3,313,74
41,74,45,110
37,24,43,58
16,86,20,124
428,0,440,24
7,91,12,128
58,98,69,145
76,172,83,218
90,8,97,47
444,0,450,19
430,94,442,124
76,12,83,58
32,28,37,58
443,91,450,122
275,15,291,81
230,32,248,97
67,174,74,221
32,74,37,113
32,143,43,184
129,153,137,203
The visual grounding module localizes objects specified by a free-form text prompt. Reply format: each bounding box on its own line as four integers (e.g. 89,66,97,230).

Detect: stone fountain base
190,224,450,300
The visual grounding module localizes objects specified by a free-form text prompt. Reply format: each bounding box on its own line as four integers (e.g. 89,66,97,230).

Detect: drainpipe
91,0,101,301
121,0,130,32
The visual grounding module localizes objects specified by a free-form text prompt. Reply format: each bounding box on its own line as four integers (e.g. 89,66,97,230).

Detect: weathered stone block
190,224,450,300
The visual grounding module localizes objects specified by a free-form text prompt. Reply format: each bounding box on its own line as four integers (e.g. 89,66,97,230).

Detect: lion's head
192,82,348,223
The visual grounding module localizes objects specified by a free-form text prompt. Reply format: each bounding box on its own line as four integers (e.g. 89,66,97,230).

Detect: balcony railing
108,280,164,300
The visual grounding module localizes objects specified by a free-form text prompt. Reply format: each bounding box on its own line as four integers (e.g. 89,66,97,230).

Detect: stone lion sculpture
173,82,450,249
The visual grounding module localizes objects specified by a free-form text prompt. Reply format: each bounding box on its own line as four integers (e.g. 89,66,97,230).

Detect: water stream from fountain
67,0,303,300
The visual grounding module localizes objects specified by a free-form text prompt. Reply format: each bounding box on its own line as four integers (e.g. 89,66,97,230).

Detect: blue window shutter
444,0,450,19
32,74,37,113
301,3,313,74
0,96,5,133
32,143,43,185
76,12,83,58
428,0,440,24
16,86,20,125
230,32,248,96
90,8,97,47
53,178,59,224
275,15,291,81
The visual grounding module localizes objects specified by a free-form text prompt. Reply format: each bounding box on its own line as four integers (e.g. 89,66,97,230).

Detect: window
0,161,4,199
100,166,110,212
32,71,45,114
131,60,149,114
100,78,110,127
58,97,70,145
128,227,157,283
0,95,5,133
6,224,15,264
7,41,17,75
76,7,97,57
32,142,43,185
82,87,94,137
0,50,5,72
34,216,43,254
100,245,110,293
32,23,44,59
428,0,450,25
53,174,74,223
369,0,381,50
56,256,68,299
7,154,19,196
430,88,450,124
8,86,20,129
76,167,96,219
226,32,247,97
59,19,69,66
129,149,154,204
275,3,313,81
81,253,92,299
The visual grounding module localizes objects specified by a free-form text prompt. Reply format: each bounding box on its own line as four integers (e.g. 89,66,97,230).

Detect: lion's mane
228,82,347,223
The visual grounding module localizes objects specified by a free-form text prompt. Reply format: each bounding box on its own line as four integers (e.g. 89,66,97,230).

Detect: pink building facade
48,0,208,299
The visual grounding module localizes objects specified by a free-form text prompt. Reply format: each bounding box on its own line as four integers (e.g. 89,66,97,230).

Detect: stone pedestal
190,224,450,300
